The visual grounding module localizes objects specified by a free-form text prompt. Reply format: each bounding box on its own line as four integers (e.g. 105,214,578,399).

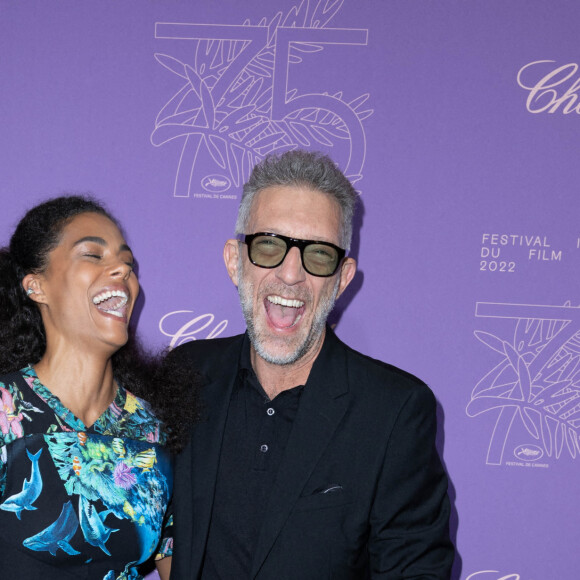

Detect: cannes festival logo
152,1,371,198
467,302,580,465
517,60,580,114
202,175,231,193
513,444,543,462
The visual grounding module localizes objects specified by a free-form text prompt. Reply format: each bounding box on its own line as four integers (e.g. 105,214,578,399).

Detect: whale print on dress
22,500,80,556
78,494,119,555
0,369,174,578
0,448,43,519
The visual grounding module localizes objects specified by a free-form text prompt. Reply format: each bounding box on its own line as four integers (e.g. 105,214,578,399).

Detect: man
169,150,454,579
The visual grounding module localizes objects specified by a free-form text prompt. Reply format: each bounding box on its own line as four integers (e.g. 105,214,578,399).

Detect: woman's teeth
92,290,128,317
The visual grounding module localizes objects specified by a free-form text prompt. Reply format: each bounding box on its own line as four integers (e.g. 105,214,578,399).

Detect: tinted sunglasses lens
249,235,287,267
303,244,340,276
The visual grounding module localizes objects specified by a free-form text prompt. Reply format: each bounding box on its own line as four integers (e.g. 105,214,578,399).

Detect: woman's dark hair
0,195,199,453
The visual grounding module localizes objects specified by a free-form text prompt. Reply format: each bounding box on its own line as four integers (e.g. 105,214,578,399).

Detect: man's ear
21,274,47,305
336,257,356,300
223,239,241,287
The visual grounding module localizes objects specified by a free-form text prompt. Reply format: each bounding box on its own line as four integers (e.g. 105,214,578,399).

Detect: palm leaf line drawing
468,308,580,464
152,0,371,194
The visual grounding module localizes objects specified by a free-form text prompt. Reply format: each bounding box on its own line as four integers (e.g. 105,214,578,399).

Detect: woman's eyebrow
73,236,132,254
73,236,106,247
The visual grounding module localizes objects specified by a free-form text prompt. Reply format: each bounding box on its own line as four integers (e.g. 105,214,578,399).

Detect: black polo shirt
201,335,304,579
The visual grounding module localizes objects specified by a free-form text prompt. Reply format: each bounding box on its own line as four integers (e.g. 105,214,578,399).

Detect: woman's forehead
58,213,125,246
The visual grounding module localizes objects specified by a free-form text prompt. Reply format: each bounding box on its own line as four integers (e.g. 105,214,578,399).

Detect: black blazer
169,328,453,579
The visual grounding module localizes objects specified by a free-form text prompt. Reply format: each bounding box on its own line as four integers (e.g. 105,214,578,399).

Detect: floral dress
0,367,173,579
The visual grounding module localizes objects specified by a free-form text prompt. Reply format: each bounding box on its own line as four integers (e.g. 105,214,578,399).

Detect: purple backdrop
1,1,578,579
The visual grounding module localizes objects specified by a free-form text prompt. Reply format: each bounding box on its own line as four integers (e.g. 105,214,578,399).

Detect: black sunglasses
243,232,346,277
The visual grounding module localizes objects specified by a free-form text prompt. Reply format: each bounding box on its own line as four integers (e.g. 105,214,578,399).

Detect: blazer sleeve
368,384,454,578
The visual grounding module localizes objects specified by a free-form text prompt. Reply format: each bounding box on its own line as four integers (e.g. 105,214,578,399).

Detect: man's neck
250,331,326,400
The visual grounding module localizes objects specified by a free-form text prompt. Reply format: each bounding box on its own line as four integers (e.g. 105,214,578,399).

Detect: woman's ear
22,274,47,304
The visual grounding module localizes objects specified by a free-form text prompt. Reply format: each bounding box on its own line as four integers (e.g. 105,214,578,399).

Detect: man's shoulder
348,343,424,385
172,333,244,355
331,332,433,401
170,333,244,364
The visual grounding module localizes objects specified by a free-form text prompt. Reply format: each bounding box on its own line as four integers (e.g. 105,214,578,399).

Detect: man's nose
275,246,306,285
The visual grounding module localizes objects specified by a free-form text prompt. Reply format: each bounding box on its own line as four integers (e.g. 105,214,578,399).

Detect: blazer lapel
250,329,350,578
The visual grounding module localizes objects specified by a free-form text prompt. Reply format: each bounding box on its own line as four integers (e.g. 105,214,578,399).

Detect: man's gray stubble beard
237,254,339,366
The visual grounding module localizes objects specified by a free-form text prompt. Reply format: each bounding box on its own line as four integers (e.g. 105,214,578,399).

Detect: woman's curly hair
0,195,199,453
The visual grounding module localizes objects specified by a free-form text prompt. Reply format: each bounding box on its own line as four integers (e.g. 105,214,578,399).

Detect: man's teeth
267,295,304,308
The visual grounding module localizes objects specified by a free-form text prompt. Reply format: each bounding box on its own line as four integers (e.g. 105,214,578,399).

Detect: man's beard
237,258,339,366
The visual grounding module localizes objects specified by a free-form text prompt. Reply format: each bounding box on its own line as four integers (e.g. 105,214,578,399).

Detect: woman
0,196,197,579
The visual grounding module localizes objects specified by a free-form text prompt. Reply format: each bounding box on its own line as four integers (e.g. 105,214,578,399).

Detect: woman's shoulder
0,368,27,388
0,368,32,446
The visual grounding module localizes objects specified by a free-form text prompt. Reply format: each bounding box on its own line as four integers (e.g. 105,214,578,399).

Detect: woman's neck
34,348,117,428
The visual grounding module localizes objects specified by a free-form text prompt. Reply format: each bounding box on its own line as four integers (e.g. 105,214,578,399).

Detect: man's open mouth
265,295,305,329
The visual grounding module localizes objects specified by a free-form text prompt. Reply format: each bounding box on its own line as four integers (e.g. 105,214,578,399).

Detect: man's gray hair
235,150,357,250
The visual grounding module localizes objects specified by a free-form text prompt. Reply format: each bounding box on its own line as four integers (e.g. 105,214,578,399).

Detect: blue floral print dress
0,367,173,579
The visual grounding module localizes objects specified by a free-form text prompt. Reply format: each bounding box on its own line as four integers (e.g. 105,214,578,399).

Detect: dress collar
21,365,125,433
